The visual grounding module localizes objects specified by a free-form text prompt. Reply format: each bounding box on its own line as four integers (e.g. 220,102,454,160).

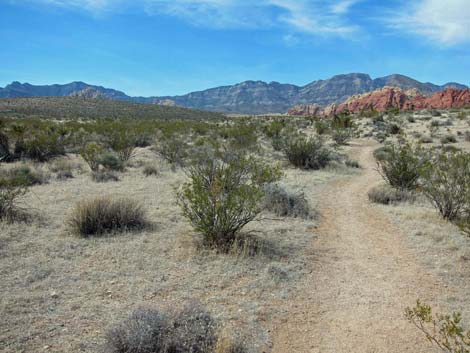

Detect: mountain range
0,74,467,114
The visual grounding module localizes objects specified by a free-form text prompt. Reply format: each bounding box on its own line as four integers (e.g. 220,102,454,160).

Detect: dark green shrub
98,153,125,172
405,300,470,353
263,184,311,219
177,151,281,251
283,134,333,170
21,130,66,162
368,185,415,205
0,131,10,162
68,197,147,237
387,123,402,135
332,127,353,145
421,152,470,220
376,143,428,190
92,170,119,182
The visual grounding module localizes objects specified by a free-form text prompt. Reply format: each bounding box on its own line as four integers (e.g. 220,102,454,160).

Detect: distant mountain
1,74,467,114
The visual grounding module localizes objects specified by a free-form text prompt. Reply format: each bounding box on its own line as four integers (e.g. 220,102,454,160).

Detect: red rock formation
287,87,470,117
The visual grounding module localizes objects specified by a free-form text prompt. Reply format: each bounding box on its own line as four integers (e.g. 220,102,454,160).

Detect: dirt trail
270,140,448,353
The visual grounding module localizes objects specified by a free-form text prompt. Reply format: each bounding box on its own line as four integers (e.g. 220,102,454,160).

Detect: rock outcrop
289,87,470,117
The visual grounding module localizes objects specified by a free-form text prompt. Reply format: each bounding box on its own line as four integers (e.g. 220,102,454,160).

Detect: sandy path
270,140,447,353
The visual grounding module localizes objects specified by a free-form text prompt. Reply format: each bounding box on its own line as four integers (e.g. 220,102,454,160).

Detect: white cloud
24,0,360,37
391,0,470,45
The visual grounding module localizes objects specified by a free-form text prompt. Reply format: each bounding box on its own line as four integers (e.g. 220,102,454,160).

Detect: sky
0,0,470,96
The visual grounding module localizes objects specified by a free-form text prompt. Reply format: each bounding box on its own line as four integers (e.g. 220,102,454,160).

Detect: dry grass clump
68,196,147,237
143,163,159,176
0,182,26,222
105,305,249,353
263,184,311,219
368,184,415,205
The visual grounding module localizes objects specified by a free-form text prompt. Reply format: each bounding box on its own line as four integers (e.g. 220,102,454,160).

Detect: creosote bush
376,143,428,191
405,300,470,353
283,134,333,170
263,184,311,219
68,196,147,237
105,305,248,353
420,151,470,221
178,150,281,251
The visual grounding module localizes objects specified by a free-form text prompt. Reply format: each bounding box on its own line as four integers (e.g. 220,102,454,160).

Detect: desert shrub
98,153,125,172
105,305,247,353
263,119,286,138
314,120,330,135
0,181,26,222
49,159,74,179
0,131,10,162
68,197,147,237
106,130,137,162
405,300,470,353
0,165,49,186
344,158,361,169
387,123,402,135
368,185,415,205
80,142,103,173
419,135,433,144
332,127,353,145
431,110,442,117
376,143,428,190
465,131,470,142
177,151,281,251
407,115,416,123
263,184,311,219
283,134,333,170
441,134,457,144
143,163,159,177
155,134,188,167
91,170,119,182
420,152,470,220
20,130,66,162
134,132,154,147
224,122,258,151
430,119,441,127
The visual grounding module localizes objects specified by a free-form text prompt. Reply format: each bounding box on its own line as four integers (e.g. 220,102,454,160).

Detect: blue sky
1,0,469,96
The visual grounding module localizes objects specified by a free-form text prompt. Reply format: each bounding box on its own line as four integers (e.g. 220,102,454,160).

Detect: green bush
376,143,428,190
0,131,10,162
405,300,470,353
177,151,281,251
68,197,147,237
332,127,353,145
314,120,330,135
143,163,159,177
441,134,457,144
420,152,470,220
283,134,333,170
80,142,103,173
98,153,125,172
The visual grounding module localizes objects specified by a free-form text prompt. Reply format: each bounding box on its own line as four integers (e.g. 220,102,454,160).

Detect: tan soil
270,139,456,353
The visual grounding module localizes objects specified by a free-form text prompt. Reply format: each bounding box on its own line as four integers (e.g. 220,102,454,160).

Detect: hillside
1,74,467,114
0,96,225,120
